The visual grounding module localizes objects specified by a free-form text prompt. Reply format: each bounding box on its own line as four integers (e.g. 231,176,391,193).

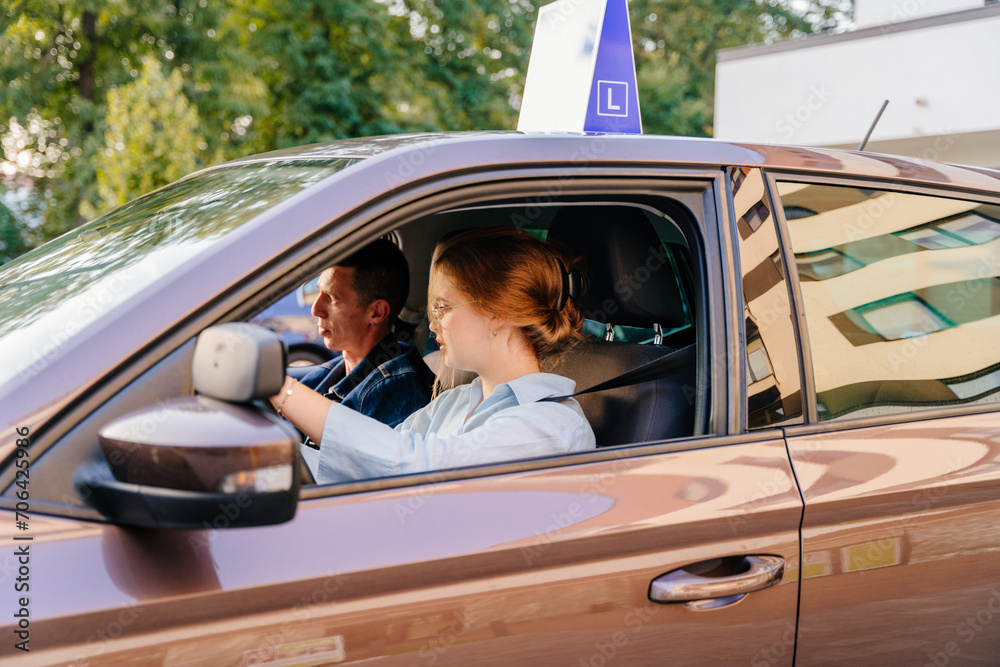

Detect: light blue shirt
302,372,596,484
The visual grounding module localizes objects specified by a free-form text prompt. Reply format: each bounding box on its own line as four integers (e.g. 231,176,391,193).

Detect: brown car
1,133,999,665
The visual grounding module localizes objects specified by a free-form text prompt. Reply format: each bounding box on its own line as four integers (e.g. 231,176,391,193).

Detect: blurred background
2,0,852,262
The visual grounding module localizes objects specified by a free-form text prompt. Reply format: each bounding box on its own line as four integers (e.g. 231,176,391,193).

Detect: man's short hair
338,238,409,320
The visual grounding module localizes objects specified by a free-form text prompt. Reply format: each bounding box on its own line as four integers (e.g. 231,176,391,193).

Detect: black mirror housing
77,396,300,529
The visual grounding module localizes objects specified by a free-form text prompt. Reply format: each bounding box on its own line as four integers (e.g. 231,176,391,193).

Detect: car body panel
3,439,800,665
767,168,1000,663
788,412,1000,664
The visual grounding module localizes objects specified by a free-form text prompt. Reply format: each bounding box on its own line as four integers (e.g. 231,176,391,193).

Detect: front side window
273,195,707,486
778,181,1000,421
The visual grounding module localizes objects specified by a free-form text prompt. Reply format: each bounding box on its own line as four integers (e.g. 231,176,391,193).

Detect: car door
3,440,801,666
1,142,802,665
771,176,1000,664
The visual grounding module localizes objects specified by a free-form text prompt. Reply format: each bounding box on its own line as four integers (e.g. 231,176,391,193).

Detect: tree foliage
0,0,851,260
0,197,30,262
95,58,203,211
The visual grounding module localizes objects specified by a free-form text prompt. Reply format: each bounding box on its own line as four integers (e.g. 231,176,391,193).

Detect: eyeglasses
429,299,477,322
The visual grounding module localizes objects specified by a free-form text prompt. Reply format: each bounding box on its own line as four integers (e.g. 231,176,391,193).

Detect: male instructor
297,239,434,428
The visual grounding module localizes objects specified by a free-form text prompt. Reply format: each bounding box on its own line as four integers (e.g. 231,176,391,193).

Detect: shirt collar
463,373,576,420
333,334,399,396
503,373,577,404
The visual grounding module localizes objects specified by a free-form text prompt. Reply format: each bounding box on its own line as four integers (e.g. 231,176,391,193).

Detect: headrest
547,206,686,329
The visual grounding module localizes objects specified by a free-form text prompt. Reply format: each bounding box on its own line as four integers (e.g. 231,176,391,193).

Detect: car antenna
858,99,889,151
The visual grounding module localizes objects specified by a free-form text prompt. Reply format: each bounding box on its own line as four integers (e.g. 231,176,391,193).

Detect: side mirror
75,323,300,529
191,322,287,402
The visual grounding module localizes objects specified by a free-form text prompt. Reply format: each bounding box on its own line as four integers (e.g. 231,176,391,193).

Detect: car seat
546,205,697,446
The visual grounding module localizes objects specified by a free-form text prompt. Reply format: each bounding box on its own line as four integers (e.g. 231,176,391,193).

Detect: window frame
11,167,750,517
728,167,809,431
293,173,733,500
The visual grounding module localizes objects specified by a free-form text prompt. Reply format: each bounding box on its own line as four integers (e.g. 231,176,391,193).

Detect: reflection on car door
787,416,1000,665
2,439,802,665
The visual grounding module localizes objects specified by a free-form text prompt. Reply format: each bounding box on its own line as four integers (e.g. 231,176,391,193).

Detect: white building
714,0,1000,168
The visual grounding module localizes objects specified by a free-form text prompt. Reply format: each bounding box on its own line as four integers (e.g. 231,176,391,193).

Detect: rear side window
777,181,1000,421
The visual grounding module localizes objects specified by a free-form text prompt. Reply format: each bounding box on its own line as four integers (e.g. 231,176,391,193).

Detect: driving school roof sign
518,0,642,134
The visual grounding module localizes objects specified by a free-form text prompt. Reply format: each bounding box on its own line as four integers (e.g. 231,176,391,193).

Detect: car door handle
649,555,784,610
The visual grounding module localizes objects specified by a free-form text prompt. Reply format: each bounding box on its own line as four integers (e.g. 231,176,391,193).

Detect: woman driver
271,226,596,484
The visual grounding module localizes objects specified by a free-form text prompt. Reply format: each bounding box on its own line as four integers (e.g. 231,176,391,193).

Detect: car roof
219,131,1000,198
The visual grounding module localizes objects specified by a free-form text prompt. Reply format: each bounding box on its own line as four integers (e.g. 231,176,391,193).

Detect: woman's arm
315,397,593,484
269,376,331,443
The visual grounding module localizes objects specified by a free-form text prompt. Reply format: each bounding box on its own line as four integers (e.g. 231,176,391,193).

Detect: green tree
2,1,176,234
224,1,538,143
246,0,414,144
161,0,271,161
385,0,537,132
0,0,258,231
2,0,852,260
93,58,204,212
0,197,30,263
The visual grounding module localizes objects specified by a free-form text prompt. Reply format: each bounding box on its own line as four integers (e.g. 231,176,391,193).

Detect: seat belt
542,343,696,403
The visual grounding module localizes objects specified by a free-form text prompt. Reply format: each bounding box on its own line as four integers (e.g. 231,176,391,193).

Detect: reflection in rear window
779,181,1000,421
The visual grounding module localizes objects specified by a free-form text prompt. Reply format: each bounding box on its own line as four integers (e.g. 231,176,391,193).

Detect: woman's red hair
431,226,586,362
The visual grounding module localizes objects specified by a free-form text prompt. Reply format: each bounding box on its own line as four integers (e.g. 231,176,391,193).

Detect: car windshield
0,158,357,388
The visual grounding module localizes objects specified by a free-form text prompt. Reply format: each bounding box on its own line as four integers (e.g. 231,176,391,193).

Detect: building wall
856,0,984,28
714,5,1000,169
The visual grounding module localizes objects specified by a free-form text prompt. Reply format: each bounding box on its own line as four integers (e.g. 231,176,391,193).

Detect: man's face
310,266,372,353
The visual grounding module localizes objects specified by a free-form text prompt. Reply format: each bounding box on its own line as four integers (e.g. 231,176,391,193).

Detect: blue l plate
584,0,642,134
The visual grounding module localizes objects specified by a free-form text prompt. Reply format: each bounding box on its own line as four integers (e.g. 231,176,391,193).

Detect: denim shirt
302,373,596,484
298,335,435,428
